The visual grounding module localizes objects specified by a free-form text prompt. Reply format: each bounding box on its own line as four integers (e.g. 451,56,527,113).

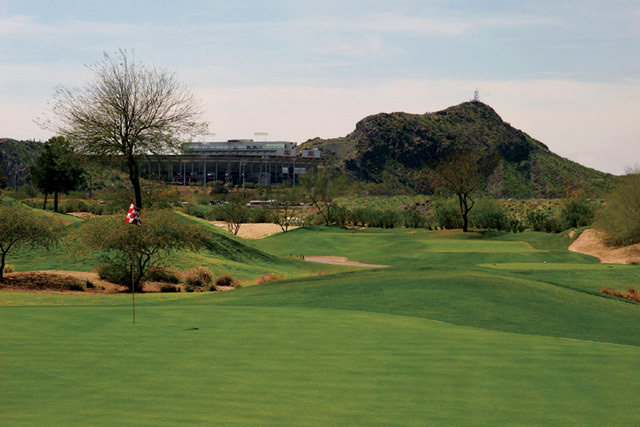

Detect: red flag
125,200,142,227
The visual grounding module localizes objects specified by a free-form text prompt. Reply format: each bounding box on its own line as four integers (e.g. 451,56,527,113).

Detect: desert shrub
160,284,179,293
248,207,272,223
183,266,214,285
146,265,181,284
507,217,524,233
67,282,84,291
379,209,401,228
85,279,95,288
601,287,640,302
432,198,463,229
470,198,510,231
560,198,595,229
203,206,226,221
183,204,210,219
255,273,284,284
595,174,640,246
402,208,428,229
542,216,564,233
96,260,138,290
209,183,228,195
3,264,14,274
525,210,550,231
349,207,371,227
216,275,235,287
327,204,350,227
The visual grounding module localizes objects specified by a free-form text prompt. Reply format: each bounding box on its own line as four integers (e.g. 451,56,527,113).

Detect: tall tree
429,151,496,232
30,136,85,212
42,49,207,209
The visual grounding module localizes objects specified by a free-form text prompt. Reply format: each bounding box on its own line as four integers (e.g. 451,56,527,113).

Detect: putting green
1,301,639,425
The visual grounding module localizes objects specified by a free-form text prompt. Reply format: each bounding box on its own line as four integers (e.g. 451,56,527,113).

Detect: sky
1,0,638,175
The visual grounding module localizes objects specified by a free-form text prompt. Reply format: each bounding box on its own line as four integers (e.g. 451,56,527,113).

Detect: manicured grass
2,302,640,425
3,226,640,424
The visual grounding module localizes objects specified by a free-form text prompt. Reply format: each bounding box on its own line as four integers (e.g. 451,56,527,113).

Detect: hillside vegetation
301,102,612,198
0,138,42,188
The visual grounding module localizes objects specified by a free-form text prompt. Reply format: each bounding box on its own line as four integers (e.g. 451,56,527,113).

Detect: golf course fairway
2,227,640,425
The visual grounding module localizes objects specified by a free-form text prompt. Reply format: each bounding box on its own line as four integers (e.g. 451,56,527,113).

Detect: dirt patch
569,229,640,264
67,212,99,220
0,270,122,293
304,256,390,268
0,270,238,294
210,222,299,239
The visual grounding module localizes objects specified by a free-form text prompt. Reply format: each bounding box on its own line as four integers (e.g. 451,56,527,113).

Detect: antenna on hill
473,89,480,103
254,132,269,141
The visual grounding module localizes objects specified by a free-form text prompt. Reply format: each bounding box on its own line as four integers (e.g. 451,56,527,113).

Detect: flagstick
131,232,136,324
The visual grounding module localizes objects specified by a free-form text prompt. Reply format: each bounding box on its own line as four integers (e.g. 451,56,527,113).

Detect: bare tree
300,169,347,226
268,186,301,232
429,151,496,232
41,49,207,208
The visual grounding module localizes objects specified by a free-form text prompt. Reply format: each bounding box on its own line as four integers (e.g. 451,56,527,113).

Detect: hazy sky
1,0,638,174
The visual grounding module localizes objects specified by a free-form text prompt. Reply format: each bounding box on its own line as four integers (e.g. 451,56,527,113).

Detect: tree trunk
129,159,143,209
0,251,6,280
54,191,59,213
462,211,469,232
43,193,48,210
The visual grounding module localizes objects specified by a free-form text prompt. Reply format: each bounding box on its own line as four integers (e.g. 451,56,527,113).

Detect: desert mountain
301,101,612,198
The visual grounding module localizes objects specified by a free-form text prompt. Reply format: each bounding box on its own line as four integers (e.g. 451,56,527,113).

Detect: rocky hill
0,138,43,188
300,102,612,198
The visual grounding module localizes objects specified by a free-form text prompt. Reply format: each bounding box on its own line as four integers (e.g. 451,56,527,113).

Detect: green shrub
248,207,272,223
595,174,640,246
96,261,135,289
470,198,509,231
432,198,463,229
525,210,549,231
3,264,14,274
327,205,350,227
85,279,95,288
402,209,428,229
378,209,401,228
560,198,595,229
542,216,564,233
349,207,371,227
183,266,214,288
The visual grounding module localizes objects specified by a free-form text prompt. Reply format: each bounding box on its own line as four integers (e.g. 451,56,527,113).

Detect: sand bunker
569,229,640,264
210,222,299,239
304,256,390,268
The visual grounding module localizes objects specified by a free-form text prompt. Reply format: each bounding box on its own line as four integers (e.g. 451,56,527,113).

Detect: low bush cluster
255,273,284,284
215,275,236,288
146,265,181,284
183,266,214,288
601,287,640,302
